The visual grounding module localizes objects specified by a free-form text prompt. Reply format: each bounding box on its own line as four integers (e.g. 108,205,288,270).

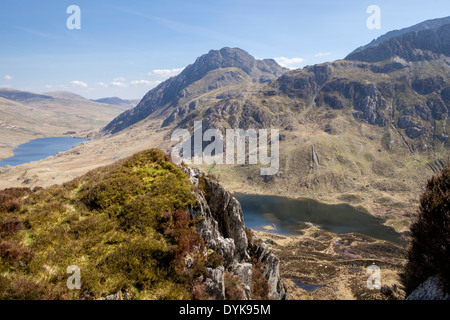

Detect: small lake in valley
0,137,88,167
235,193,403,245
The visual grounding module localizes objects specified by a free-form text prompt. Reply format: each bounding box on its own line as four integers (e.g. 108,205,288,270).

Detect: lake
0,137,88,167
235,193,403,245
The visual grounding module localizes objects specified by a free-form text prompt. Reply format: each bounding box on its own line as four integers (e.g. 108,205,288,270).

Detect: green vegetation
0,149,211,300
402,162,450,295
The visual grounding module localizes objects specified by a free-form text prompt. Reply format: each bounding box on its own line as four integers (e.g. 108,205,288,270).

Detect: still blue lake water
0,137,87,167
235,193,403,245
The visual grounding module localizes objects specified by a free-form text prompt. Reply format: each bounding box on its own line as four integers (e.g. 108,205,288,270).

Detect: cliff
184,166,288,300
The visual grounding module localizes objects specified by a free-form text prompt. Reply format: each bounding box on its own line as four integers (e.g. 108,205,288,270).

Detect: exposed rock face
248,241,286,299
269,45,448,148
406,277,450,300
204,267,226,300
273,64,332,100
231,263,253,300
183,166,288,300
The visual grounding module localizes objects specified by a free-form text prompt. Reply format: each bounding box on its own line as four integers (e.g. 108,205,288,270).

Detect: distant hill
92,97,139,110
43,91,90,101
0,88,125,160
0,88,123,117
0,88,53,103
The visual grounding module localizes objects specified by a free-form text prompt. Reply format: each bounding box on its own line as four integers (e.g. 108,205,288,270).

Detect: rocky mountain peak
102,48,287,134
187,47,286,82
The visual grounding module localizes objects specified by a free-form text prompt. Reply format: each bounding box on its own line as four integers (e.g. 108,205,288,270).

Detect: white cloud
45,84,53,89
315,52,332,57
113,77,126,82
4,75,12,80
110,81,127,88
274,57,304,69
97,82,108,88
70,81,88,88
148,67,184,78
130,80,160,87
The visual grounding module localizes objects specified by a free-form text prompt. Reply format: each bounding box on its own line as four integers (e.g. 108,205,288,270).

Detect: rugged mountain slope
350,16,450,55
0,149,287,300
346,21,450,62
102,47,287,134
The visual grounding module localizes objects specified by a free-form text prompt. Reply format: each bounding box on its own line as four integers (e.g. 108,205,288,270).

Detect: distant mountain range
91,97,139,110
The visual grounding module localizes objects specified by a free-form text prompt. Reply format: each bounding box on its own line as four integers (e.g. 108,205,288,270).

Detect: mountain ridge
350,16,450,55
346,21,450,62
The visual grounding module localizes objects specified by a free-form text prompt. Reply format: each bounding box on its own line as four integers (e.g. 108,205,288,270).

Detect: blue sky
0,0,449,99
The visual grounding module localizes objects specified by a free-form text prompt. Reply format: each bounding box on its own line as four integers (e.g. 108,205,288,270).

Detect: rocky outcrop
406,277,450,300
273,64,332,99
183,166,288,300
248,240,286,300
204,267,226,300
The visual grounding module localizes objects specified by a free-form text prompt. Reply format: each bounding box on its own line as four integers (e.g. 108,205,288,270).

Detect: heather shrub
0,240,33,267
402,163,450,294
0,149,207,300
224,271,245,300
0,217,23,238
0,188,31,212
251,262,270,300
